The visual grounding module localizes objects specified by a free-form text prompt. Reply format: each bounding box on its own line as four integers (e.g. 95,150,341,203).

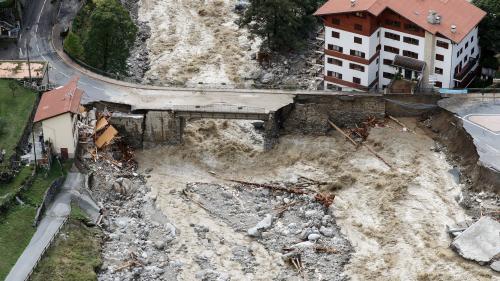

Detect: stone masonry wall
282,95,385,134
143,111,185,147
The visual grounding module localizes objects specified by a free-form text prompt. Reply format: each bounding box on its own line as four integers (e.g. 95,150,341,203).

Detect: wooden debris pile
78,107,138,173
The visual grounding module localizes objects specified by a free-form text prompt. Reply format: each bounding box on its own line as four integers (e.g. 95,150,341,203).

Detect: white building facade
315,0,486,92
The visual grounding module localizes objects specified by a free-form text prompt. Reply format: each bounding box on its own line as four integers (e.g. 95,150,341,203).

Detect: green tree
240,0,323,52
63,32,84,59
473,0,500,69
83,0,137,74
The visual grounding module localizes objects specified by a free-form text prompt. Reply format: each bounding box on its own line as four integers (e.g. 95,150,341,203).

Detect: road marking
79,81,88,85
458,115,500,136
19,48,23,57
36,0,49,33
37,44,41,53
41,55,48,61
92,86,104,91
58,71,70,78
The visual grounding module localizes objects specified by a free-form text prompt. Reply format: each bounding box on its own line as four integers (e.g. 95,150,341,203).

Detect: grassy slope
30,205,103,281
0,80,37,160
0,161,71,280
0,166,31,206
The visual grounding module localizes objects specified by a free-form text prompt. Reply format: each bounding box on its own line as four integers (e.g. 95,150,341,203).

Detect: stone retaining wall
282,95,386,134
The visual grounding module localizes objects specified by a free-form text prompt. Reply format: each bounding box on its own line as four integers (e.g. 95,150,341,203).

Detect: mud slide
136,119,497,280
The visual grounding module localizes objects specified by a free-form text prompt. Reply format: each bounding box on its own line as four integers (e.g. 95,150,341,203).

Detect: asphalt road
438,97,500,172
5,173,84,281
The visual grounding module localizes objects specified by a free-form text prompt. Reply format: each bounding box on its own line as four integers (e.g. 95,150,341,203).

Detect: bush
63,32,84,60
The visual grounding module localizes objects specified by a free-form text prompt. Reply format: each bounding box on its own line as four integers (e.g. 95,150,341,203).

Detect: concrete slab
450,216,500,264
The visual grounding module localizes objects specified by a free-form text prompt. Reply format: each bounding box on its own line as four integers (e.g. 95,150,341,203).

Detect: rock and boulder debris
450,216,500,264
490,260,500,272
247,213,273,237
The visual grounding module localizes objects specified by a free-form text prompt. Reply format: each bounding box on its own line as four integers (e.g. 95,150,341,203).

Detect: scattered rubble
450,216,500,269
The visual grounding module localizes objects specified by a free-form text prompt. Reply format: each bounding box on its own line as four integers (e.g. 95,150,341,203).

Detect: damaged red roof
34,77,83,122
314,0,487,43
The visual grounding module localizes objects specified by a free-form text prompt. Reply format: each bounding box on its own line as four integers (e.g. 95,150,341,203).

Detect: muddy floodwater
136,119,497,280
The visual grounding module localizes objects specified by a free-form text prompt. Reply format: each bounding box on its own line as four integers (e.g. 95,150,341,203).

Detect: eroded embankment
135,118,496,280
426,110,500,194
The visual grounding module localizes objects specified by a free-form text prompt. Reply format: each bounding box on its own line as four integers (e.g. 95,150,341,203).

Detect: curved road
13,0,318,113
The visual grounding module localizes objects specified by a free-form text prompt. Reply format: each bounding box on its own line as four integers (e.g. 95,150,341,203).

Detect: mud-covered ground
132,118,498,280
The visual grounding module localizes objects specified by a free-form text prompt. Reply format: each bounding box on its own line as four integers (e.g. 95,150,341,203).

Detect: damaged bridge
87,90,386,149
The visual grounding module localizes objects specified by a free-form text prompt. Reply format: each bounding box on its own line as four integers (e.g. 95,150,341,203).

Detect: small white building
33,77,83,159
314,0,487,92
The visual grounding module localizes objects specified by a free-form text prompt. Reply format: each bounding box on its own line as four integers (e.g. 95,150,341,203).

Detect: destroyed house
33,77,83,159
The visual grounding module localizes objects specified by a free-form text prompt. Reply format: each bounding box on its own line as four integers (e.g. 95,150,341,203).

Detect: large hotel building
314,0,486,92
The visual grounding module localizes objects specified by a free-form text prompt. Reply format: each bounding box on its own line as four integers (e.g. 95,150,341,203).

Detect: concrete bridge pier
143,111,185,148
263,111,280,151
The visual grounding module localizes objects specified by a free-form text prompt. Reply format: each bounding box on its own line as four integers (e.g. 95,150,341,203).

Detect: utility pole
26,41,32,84
32,123,37,172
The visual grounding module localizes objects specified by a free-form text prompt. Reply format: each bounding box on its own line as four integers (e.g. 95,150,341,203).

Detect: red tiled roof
314,0,487,43
34,77,83,122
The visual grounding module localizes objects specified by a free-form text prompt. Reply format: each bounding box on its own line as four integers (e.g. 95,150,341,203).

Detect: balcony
454,57,479,87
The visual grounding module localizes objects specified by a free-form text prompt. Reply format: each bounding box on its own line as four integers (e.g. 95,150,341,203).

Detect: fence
33,177,64,227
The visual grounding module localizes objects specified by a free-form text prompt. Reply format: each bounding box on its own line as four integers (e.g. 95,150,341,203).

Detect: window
327,57,343,66
376,44,381,51
377,31,380,38
457,48,463,57
354,24,363,31
332,31,340,38
435,67,443,75
384,45,399,54
328,44,343,52
354,37,362,44
404,23,421,32
349,63,365,72
464,56,468,63
385,32,400,41
436,54,444,61
465,42,469,49
403,37,419,45
436,40,449,49
355,12,365,18
383,59,393,65
383,72,395,79
332,18,340,25
350,49,366,58
402,50,418,59
376,58,379,64
434,81,443,88
353,77,361,84
471,36,474,43
327,71,342,79
385,19,401,28
471,47,475,55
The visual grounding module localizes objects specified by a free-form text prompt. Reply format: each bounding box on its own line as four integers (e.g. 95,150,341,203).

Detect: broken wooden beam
327,120,359,147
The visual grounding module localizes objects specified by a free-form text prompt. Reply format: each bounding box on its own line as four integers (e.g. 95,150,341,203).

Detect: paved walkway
5,173,84,281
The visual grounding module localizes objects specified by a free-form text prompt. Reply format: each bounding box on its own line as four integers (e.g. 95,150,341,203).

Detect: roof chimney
351,0,356,7
427,10,441,24
451,25,457,33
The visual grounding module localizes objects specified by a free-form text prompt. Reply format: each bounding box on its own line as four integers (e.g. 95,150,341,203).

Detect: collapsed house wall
282,95,386,134
109,113,144,149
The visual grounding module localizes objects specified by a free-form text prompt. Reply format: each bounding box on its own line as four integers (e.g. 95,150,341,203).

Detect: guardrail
33,177,64,227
